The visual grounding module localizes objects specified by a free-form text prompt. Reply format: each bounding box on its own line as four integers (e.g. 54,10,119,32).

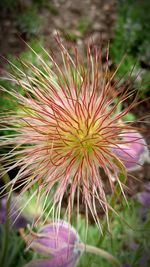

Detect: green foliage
7,39,49,69
111,0,150,97
0,225,33,267
0,190,150,266
0,39,50,134
16,8,41,38
112,98,136,122
33,0,49,6
33,0,58,14
112,0,150,58
75,198,150,267
0,0,57,15
78,17,91,35
122,111,136,122
0,0,20,10
62,17,91,42
0,80,18,112
62,30,79,42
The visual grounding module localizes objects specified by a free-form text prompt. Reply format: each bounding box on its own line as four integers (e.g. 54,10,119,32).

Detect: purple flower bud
138,252,149,267
25,221,81,267
137,182,150,221
129,242,139,251
143,182,150,193
137,183,150,208
25,258,78,267
0,197,28,229
113,131,149,171
138,191,150,208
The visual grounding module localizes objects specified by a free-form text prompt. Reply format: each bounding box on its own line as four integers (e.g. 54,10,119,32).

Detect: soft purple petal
24,259,52,267
24,254,78,267
112,131,149,171
28,221,80,267
39,221,78,244
30,220,80,257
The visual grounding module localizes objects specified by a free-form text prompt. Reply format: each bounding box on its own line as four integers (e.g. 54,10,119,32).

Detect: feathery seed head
0,39,148,227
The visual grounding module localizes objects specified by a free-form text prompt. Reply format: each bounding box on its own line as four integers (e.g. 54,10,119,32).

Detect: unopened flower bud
25,220,81,267
24,220,121,267
113,131,149,171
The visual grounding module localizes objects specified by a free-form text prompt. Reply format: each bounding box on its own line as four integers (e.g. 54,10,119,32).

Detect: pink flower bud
113,131,149,171
25,220,81,267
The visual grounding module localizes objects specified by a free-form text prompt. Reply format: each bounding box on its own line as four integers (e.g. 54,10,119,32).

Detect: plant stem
76,242,122,267
98,183,121,246
0,196,11,266
98,168,127,246
0,164,11,266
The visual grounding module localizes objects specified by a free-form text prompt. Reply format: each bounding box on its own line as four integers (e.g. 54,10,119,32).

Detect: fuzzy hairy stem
76,242,122,267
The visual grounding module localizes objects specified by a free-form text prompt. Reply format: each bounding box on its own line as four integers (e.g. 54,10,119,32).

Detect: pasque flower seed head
1,39,148,227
